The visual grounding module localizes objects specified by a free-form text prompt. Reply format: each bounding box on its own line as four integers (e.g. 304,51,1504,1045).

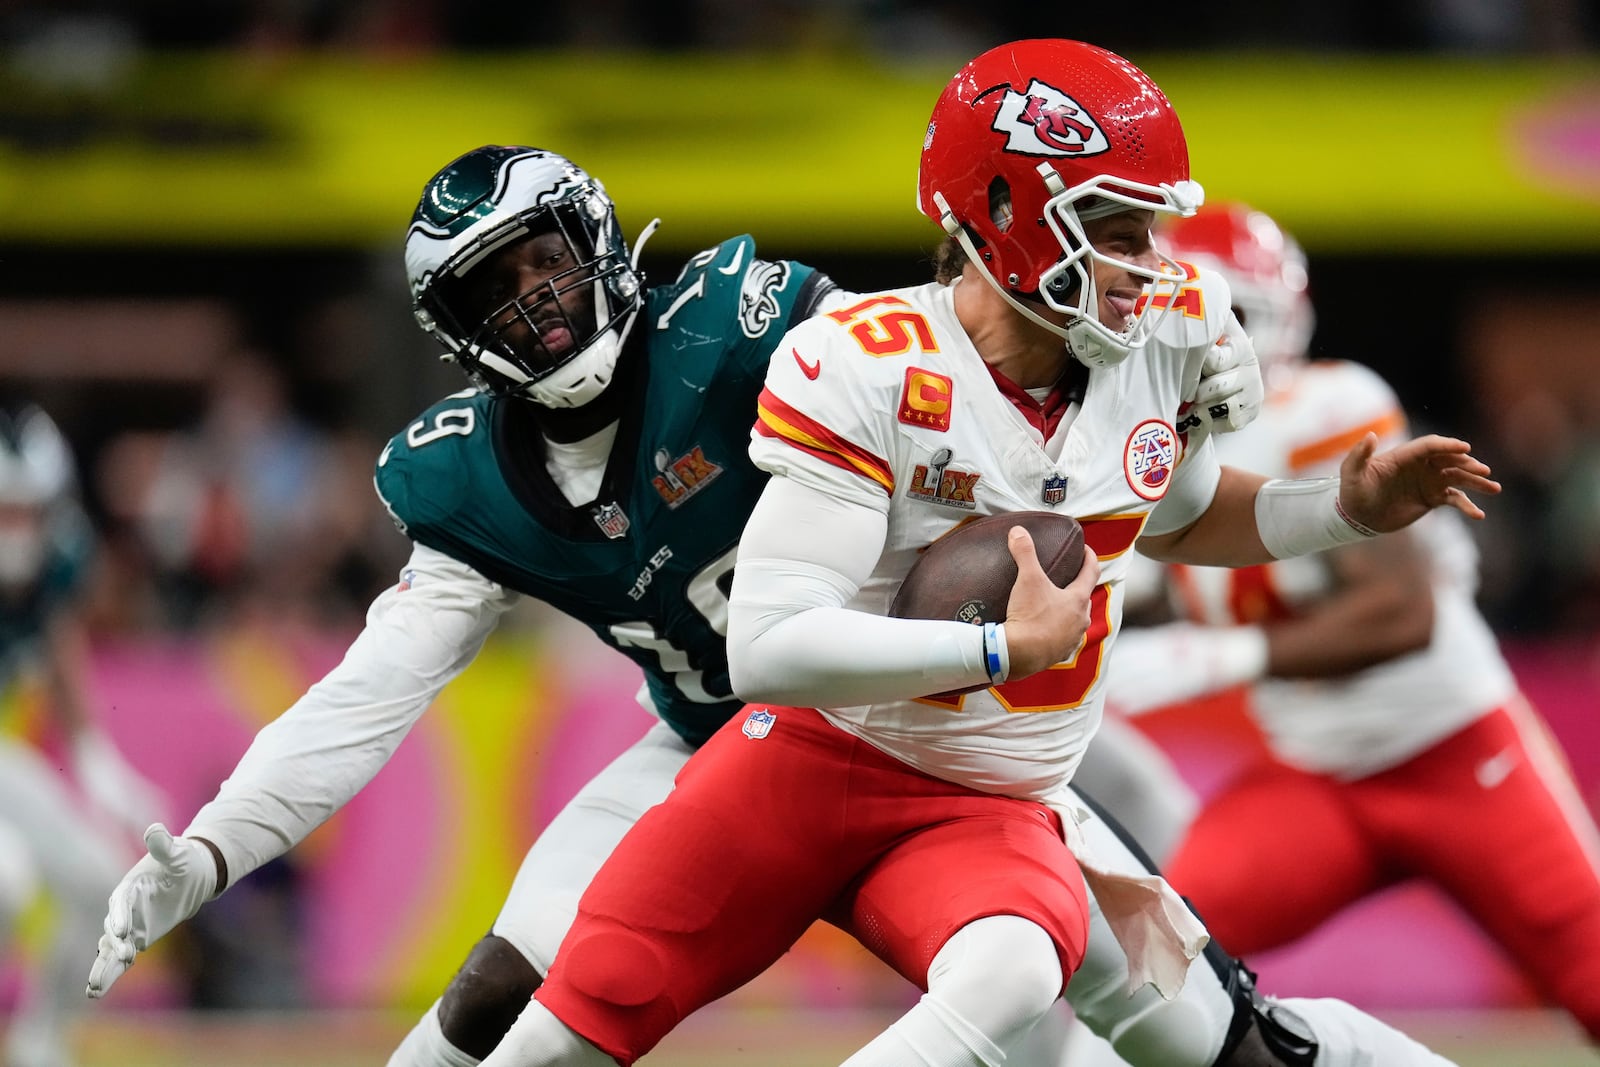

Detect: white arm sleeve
183,542,517,884
727,477,992,707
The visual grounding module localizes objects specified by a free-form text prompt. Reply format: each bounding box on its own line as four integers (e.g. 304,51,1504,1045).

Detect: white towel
1048,792,1210,999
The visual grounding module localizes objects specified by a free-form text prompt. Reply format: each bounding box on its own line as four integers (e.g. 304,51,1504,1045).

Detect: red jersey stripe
756,388,895,494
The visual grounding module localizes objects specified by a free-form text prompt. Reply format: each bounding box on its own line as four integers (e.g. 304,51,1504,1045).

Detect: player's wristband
1254,476,1380,560
982,622,1010,684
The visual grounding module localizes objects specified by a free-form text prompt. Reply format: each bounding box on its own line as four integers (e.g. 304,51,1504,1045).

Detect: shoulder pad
766,286,954,406
665,235,756,286
1278,360,1409,474
1289,360,1404,431
373,389,489,535
1151,263,1232,352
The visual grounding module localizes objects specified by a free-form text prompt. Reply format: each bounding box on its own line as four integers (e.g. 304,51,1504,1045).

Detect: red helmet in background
1159,203,1314,385
917,38,1204,367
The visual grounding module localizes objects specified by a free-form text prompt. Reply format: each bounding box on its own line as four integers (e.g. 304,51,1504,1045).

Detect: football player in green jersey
0,406,167,1067
86,145,851,1059
88,144,1450,1067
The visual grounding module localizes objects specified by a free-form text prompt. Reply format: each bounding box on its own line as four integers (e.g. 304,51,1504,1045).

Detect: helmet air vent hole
987,177,1014,232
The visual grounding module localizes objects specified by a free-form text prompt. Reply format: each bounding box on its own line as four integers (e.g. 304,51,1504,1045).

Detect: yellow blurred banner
1,51,1597,252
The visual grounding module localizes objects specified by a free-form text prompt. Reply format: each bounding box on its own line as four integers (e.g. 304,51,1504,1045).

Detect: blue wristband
982,622,1006,684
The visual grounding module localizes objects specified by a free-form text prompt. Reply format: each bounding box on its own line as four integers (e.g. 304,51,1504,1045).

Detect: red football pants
1167,699,1600,1040
534,704,1090,1065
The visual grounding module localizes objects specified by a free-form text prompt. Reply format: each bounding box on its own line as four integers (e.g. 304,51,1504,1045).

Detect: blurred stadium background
2,0,1599,1063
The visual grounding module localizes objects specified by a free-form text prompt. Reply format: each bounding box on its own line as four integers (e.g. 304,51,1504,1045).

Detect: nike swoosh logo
793,348,821,380
1476,747,1517,789
717,243,746,276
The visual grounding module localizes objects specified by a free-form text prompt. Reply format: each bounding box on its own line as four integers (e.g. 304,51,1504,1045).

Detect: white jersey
1174,359,1516,778
748,276,1231,799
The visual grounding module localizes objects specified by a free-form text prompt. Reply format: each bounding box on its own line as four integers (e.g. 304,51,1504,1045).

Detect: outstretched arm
87,542,515,998
1140,433,1498,567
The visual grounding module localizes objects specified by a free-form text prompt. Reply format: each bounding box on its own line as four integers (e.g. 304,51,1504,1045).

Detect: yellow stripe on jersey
755,387,895,494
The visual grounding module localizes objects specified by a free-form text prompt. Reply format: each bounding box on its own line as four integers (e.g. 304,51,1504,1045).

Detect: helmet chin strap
936,193,1132,369
937,194,1072,343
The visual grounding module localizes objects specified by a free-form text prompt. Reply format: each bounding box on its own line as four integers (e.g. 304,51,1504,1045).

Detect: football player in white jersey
1100,202,1600,1046
480,39,1496,1067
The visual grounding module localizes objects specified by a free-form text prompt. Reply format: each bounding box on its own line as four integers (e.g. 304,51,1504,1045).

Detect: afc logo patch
1124,419,1177,501
743,707,777,739
898,368,953,431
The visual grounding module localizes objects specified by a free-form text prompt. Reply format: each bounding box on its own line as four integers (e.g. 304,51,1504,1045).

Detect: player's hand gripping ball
890,511,1086,625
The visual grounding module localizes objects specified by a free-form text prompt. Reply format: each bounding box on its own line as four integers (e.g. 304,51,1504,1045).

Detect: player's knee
981,936,1063,1023
537,927,683,1061
930,916,1063,1028
437,935,544,1060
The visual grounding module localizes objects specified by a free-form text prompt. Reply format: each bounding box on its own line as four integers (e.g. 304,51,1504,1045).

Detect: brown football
889,511,1086,626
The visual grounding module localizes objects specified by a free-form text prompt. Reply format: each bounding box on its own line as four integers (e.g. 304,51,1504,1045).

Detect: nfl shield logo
743,708,776,739
1041,474,1068,505
591,502,630,540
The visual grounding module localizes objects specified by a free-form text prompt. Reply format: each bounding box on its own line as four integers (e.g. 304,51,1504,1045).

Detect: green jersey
374,236,837,745
0,503,92,691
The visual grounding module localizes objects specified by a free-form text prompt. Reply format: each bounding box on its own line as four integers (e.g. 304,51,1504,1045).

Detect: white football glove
72,728,171,840
1178,311,1263,442
86,823,218,999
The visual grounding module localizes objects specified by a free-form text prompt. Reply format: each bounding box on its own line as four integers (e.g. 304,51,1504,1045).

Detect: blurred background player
1100,202,1600,1045
0,406,167,1067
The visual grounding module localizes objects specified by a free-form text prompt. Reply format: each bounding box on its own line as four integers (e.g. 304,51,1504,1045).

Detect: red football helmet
1159,203,1314,385
918,39,1203,367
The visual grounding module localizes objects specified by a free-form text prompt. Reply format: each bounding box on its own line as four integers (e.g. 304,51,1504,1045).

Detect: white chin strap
520,216,663,409
944,214,1134,370
936,195,1134,370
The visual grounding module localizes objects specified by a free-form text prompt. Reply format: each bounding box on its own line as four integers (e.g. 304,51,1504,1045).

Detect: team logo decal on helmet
986,80,1109,157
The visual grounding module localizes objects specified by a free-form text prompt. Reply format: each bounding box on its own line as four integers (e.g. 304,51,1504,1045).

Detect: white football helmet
405,146,653,408
0,407,75,587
